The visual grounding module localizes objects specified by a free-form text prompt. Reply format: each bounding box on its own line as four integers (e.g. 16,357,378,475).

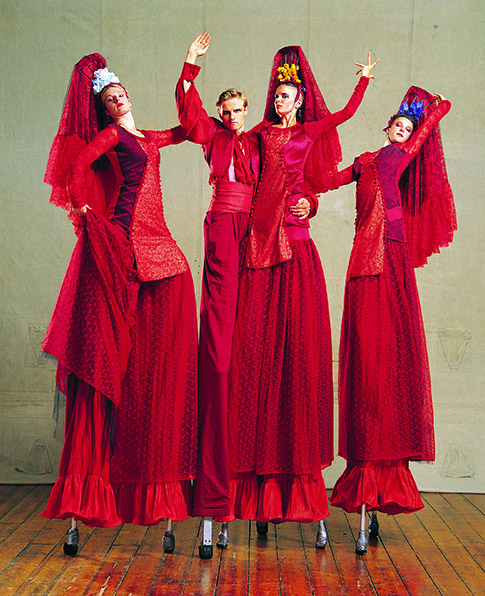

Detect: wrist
185,51,197,65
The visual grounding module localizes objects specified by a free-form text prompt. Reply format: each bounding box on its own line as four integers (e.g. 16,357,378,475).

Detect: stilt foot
256,521,269,536
368,512,379,538
199,544,213,559
162,530,175,553
315,520,328,549
63,528,79,556
355,529,368,555
216,522,229,549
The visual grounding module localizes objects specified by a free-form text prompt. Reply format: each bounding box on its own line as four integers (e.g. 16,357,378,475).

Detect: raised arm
67,126,119,212
404,95,451,161
329,164,357,190
175,34,214,144
145,125,187,148
183,33,210,92
305,52,379,136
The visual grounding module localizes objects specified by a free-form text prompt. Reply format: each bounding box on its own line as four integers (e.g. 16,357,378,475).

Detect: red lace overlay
246,127,293,268
129,130,189,280
227,239,332,521
42,211,139,406
339,238,434,463
230,239,333,474
109,271,198,523
347,152,387,278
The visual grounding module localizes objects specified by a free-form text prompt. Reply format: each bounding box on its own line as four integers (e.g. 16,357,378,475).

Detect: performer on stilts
225,47,378,547
329,88,456,555
41,53,198,555
176,34,261,557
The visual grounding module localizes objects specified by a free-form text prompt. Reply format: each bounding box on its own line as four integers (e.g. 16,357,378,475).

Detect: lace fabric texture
399,87,456,267
229,239,333,477
109,272,198,486
42,211,139,406
44,54,111,215
246,126,293,268
339,238,434,463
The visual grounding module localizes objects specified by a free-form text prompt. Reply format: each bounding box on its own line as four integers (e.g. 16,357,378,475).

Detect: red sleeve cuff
181,62,201,82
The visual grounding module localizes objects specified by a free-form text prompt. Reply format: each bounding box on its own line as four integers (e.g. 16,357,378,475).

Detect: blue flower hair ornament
398,100,424,121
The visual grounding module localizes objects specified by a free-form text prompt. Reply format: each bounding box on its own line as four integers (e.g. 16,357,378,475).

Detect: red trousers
193,211,249,517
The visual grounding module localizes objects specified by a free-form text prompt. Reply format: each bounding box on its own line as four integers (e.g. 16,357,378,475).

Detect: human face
274,84,302,118
387,117,414,144
102,85,131,118
218,97,248,134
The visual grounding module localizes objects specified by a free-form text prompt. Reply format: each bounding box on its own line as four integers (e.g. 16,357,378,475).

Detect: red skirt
332,238,433,514
43,275,197,526
330,460,424,514
226,239,333,522
110,271,198,524
41,376,121,527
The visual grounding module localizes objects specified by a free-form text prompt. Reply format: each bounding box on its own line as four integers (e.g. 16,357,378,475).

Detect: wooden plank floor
0,486,483,595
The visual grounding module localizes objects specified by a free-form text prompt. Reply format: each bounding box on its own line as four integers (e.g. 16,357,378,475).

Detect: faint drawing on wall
23,325,54,368
15,439,53,475
438,328,471,370
441,443,474,478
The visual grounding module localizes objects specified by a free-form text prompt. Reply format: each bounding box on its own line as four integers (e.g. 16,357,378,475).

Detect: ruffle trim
41,473,122,527
112,480,192,525
216,472,329,523
330,460,424,515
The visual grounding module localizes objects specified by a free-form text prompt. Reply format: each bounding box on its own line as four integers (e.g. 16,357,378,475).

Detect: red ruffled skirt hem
112,480,192,524
330,460,424,515
216,472,329,523
41,473,122,527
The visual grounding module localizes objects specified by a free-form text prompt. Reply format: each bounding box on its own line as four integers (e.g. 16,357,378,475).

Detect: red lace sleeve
175,62,214,144
67,126,119,209
329,164,356,190
145,125,187,148
403,100,451,164
305,77,369,136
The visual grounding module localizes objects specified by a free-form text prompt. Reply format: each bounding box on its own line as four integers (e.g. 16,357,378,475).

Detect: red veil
44,53,120,222
263,45,343,192
399,86,456,267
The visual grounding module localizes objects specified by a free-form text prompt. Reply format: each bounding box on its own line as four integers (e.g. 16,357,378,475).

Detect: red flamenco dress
41,54,197,527
330,89,456,515
225,47,370,523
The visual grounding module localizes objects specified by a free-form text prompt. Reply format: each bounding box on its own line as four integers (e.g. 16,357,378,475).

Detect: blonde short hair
216,88,248,108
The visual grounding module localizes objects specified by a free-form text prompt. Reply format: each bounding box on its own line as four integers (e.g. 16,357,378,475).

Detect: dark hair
386,113,418,132
269,81,305,123
93,83,129,170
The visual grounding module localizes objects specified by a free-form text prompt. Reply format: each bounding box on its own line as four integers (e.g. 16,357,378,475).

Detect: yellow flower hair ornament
277,63,301,84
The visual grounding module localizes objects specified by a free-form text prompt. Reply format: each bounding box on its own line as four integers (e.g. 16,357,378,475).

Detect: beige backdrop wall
0,0,483,492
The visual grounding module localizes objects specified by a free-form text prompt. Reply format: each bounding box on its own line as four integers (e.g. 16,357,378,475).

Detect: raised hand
354,52,379,79
186,33,211,64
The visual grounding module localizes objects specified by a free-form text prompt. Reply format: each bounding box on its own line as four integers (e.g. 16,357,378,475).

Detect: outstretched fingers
354,51,379,78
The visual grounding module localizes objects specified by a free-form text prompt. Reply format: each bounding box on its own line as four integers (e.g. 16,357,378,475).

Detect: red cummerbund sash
209,180,253,213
